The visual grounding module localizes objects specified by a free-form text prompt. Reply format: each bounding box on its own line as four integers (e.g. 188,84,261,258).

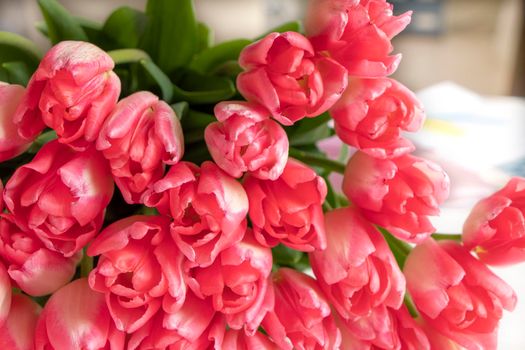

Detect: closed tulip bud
0,83,32,162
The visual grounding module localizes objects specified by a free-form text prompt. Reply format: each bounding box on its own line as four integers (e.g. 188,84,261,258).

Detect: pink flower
331,78,424,158
186,231,274,334
244,158,327,251
143,161,248,267
237,31,348,125
0,262,10,327
205,101,289,180
0,294,41,350
404,239,516,350
462,177,525,265
14,41,120,149
97,91,184,204
34,278,126,350
0,83,32,162
343,151,450,242
0,180,3,212
3,140,113,256
0,214,81,296
88,215,186,333
127,290,215,350
306,0,412,77
263,268,342,350
207,316,279,349
310,207,405,320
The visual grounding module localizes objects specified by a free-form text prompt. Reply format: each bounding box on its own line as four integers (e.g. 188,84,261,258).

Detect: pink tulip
143,161,248,267
0,180,3,212
244,158,327,251
97,91,184,204
186,231,274,334
0,83,32,162
305,0,412,77
205,101,289,180
263,268,342,350
237,31,348,125
331,78,424,158
404,239,516,350
343,151,450,242
0,262,10,327
310,207,405,320
210,316,279,350
463,177,525,265
0,294,41,350
3,140,113,256
127,290,215,350
88,215,186,333
34,278,125,350
391,306,430,350
0,214,81,296
14,41,120,149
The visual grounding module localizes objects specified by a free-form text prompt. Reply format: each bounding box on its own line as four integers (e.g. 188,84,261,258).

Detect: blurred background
1,0,524,348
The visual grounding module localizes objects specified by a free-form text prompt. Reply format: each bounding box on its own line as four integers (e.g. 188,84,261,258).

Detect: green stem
108,49,151,65
404,294,419,318
380,227,412,269
432,233,462,241
288,148,346,174
80,249,93,278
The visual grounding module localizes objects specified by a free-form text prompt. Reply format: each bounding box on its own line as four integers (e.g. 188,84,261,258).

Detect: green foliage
38,0,88,43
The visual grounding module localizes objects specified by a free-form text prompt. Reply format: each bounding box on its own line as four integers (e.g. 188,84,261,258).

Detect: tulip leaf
272,244,305,267
181,109,216,130
189,39,252,74
139,59,174,102
197,22,213,53
172,72,236,104
288,113,333,146
1,62,31,86
171,102,189,121
0,32,41,70
257,20,303,39
38,0,88,44
141,0,198,73
103,6,147,48
108,49,151,65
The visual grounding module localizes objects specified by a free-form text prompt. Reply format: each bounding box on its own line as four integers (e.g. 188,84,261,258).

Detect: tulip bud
0,83,31,162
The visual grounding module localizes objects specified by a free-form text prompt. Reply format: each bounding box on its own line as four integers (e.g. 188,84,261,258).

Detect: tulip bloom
97,91,184,204
0,214,81,296
331,78,424,159
305,0,411,77
463,177,525,265
343,151,450,242
244,158,327,251
187,232,274,334
310,207,405,319
0,83,32,162
263,268,342,350
205,101,289,180
0,294,41,350
88,215,186,333
14,41,120,149
237,31,348,125
143,161,249,267
404,239,516,350
0,263,10,327
3,140,113,257
34,278,125,350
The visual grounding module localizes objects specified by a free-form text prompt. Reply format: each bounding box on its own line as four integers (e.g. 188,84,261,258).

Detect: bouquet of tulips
0,0,522,349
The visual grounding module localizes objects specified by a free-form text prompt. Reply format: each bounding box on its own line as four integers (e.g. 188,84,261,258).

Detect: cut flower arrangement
0,0,522,349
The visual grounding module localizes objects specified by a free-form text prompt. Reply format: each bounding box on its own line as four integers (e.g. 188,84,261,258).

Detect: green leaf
103,6,146,48
257,20,303,39
288,113,333,146
38,0,88,44
189,39,251,74
139,59,174,102
0,32,41,70
196,22,213,53
171,102,189,121
272,244,304,267
108,48,151,65
1,62,31,86
141,0,198,73
181,109,215,130
173,72,235,104
75,17,103,42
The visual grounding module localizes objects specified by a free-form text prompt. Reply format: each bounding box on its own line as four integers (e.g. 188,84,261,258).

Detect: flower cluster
0,0,522,349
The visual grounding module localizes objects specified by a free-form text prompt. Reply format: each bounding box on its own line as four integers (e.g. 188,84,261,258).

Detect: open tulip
97,91,184,204
0,83,32,162
14,41,120,149
244,158,327,251
0,214,81,296
0,294,41,350
343,151,450,242
263,268,341,350
143,161,248,267
331,78,424,158
310,207,405,320
404,239,516,350
0,262,10,327
3,140,113,256
187,231,274,334
237,31,348,125
305,0,411,77
463,177,525,265
205,101,289,180
34,278,125,350
88,215,186,333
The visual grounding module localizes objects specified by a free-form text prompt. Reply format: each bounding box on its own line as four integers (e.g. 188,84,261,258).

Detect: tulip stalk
380,228,412,269
432,233,462,241
288,147,346,174
80,249,93,278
